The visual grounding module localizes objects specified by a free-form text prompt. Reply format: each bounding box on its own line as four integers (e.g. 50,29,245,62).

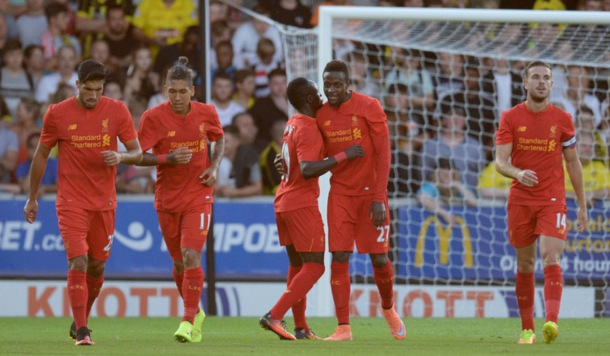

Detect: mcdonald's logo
415,216,473,268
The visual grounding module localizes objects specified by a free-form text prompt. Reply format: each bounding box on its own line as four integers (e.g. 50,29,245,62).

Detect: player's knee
370,254,388,268
332,251,350,263
541,252,562,268
173,260,185,274
87,259,106,277
68,255,88,272
182,248,201,268
517,258,536,273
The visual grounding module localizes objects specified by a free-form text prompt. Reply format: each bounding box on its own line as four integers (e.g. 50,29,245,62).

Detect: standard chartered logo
113,222,153,251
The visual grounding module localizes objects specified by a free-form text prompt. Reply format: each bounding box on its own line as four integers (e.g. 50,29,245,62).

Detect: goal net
222,3,610,318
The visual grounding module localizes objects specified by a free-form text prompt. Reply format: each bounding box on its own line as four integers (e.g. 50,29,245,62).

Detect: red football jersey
496,102,576,206
274,113,324,212
40,96,137,211
138,101,224,212
316,91,389,196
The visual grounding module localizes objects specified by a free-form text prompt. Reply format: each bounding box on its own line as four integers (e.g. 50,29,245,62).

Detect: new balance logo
68,124,77,130
324,121,331,126
168,131,176,137
518,126,527,132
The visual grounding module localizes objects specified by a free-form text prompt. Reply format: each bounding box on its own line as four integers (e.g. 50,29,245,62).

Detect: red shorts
275,206,325,253
507,204,568,248
328,193,391,254
157,205,212,261
56,206,116,261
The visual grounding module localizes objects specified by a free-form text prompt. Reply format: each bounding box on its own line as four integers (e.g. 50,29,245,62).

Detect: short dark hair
577,105,594,118
268,68,286,81
287,77,312,109
214,40,233,52
387,83,409,95
213,71,233,85
235,69,254,84
222,124,240,137
231,112,252,126
323,60,349,79
166,56,193,86
45,2,67,21
3,39,23,54
24,44,42,59
524,60,552,79
77,59,107,83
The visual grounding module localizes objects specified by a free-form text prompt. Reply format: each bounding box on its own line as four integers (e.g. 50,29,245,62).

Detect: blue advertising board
1,198,608,282
0,198,287,279
397,201,610,282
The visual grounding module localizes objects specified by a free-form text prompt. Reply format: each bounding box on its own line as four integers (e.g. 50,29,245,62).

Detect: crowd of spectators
0,0,609,207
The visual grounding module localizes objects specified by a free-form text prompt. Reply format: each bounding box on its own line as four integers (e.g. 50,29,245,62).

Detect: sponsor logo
213,223,282,253
113,222,154,251
415,216,473,268
352,128,362,140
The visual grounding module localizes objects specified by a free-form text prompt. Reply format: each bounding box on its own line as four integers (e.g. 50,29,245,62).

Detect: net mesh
222,2,610,317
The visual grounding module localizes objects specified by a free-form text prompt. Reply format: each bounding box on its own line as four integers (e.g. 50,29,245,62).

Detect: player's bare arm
138,146,192,166
564,147,588,233
301,144,364,179
200,137,225,186
495,143,538,187
23,142,52,223
101,138,143,166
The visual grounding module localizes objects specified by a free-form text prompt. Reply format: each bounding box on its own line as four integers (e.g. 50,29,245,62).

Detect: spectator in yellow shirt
477,160,513,200
565,130,610,206
131,0,198,57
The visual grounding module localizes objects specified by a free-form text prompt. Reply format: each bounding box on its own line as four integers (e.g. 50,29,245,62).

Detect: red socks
373,261,395,309
544,265,563,323
330,261,351,325
182,267,204,323
173,268,184,298
270,263,325,321
67,270,88,329
516,270,535,331
286,265,306,330
85,274,104,318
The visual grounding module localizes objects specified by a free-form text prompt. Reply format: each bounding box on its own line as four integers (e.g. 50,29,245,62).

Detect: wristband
333,151,347,164
157,154,167,164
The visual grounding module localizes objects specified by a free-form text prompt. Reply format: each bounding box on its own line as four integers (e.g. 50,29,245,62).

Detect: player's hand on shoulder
516,169,538,187
101,150,122,166
345,144,365,159
168,147,192,165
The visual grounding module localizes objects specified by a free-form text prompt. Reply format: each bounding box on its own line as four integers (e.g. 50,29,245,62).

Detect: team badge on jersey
102,119,109,133
352,115,359,126
549,125,557,138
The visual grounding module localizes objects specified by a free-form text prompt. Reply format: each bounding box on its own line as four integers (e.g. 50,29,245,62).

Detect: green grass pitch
1,317,609,355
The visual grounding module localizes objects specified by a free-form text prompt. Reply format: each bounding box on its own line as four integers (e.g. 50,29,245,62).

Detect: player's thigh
328,193,357,252
180,205,212,253
276,207,325,253
157,210,182,261
56,206,90,260
507,204,538,248
355,196,391,254
87,209,116,262
534,205,568,240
